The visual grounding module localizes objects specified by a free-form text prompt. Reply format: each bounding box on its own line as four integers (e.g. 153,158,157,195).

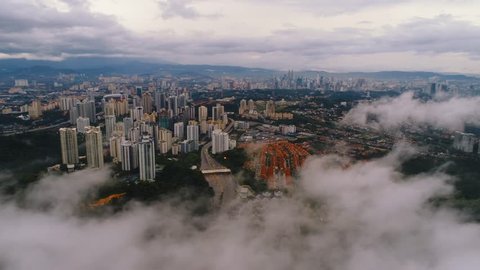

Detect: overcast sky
1,0,480,72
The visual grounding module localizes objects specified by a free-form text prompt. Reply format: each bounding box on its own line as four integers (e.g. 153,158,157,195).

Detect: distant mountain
0,57,278,79
0,57,477,81
300,70,478,81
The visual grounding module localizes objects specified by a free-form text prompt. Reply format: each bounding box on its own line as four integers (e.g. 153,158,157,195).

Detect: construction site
246,141,310,190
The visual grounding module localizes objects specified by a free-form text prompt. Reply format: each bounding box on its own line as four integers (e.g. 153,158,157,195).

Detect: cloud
158,0,214,19
1,145,480,269
343,92,480,131
244,0,412,15
1,1,480,71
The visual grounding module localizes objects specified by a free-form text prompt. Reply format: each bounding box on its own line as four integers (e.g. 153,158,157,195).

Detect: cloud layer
343,92,480,131
1,145,480,270
1,0,480,71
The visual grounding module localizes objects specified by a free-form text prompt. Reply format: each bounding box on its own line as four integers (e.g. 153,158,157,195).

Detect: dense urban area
2,69,480,216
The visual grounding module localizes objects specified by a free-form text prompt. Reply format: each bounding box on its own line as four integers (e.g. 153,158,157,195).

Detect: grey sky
1,0,480,72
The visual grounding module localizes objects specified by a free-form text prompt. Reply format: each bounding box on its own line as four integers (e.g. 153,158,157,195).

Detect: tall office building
187,122,199,150
212,129,230,154
154,91,166,110
180,140,196,154
139,121,154,137
116,98,129,116
239,99,247,114
265,100,275,116
174,122,184,140
114,123,125,137
142,93,153,114
109,134,123,163
28,100,42,119
132,106,144,122
222,113,228,127
168,96,178,115
178,94,187,108
157,128,173,153
59,128,79,166
200,120,208,134
121,140,138,171
248,99,256,112
105,114,116,139
104,100,116,116
69,107,79,125
189,105,196,120
59,96,78,111
212,103,224,121
129,127,141,143
158,115,170,129
76,99,96,123
198,106,208,122
138,135,155,181
85,126,104,168
76,117,90,133
135,86,143,97
123,117,134,139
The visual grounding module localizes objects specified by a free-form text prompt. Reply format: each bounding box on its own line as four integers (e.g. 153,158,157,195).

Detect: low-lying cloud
343,92,480,131
1,145,480,270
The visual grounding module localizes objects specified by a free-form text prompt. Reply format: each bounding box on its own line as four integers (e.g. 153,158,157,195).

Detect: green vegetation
213,148,268,193
401,155,480,221
0,130,60,194
96,151,213,213
213,148,247,174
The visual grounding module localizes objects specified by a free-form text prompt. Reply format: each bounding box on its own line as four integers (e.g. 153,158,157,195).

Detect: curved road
201,119,237,207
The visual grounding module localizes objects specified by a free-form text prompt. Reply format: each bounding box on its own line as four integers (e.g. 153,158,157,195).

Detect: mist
1,145,480,270
342,92,480,131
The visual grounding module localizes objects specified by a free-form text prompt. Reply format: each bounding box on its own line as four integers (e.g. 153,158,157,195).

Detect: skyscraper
212,103,224,121
109,134,123,163
69,106,79,125
138,135,155,181
85,126,104,168
76,99,96,123
28,100,42,119
142,93,153,114
121,140,138,171
168,96,178,115
174,122,184,140
76,117,90,133
59,128,79,166
187,121,199,150
178,94,187,108
104,100,116,116
247,99,255,112
132,106,144,122
135,86,143,97
265,100,275,117
123,117,134,139
239,99,247,114
59,96,78,111
198,106,208,122
156,128,173,153
105,114,116,140
154,90,166,111
212,129,230,154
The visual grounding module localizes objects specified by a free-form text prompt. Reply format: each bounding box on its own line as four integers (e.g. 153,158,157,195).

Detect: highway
1,120,70,136
200,119,237,207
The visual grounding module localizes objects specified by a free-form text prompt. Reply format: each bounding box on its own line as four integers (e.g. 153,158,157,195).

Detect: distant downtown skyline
1,0,480,73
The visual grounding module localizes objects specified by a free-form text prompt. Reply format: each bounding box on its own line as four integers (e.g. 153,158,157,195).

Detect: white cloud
1,145,480,269
343,92,480,131
2,0,480,71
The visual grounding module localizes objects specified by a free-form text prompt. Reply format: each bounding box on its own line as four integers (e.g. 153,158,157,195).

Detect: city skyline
1,0,480,73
